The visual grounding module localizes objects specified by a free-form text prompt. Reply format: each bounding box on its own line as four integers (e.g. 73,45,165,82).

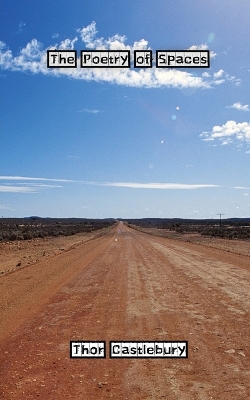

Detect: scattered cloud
213,69,224,79
223,46,232,55
52,33,59,39
200,120,250,146
58,37,78,50
227,102,250,112
18,21,26,33
0,204,11,210
234,186,250,190
0,22,240,89
188,44,217,58
212,69,241,86
77,21,150,54
67,155,81,159
78,108,100,114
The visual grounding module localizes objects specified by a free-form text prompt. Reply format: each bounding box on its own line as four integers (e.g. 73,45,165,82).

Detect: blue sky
0,0,249,218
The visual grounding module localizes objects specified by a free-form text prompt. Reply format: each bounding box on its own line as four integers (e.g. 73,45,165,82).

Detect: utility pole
217,213,224,229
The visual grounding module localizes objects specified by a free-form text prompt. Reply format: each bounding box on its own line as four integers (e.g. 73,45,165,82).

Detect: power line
217,213,224,229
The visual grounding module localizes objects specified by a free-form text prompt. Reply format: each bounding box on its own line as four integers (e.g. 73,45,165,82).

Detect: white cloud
234,186,250,190
89,182,219,190
0,181,62,193
227,102,250,112
77,22,149,52
77,21,103,49
0,185,38,193
58,37,78,50
0,22,240,89
0,176,219,191
200,121,250,146
188,44,217,58
0,39,48,74
0,176,77,182
213,69,224,78
212,69,240,86
19,183,63,188
0,176,73,193
213,79,225,85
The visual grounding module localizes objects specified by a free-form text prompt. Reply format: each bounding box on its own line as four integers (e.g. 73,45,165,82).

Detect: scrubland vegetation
0,218,116,242
124,218,250,240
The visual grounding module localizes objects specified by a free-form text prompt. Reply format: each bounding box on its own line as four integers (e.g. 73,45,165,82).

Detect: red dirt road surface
0,222,249,399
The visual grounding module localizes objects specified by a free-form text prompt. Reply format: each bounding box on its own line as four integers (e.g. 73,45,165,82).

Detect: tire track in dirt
123,230,250,399
0,222,249,399
0,229,116,339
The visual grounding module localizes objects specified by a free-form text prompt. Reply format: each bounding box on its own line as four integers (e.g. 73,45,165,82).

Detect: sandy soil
0,226,113,275
0,222,249,399
130,225,250,258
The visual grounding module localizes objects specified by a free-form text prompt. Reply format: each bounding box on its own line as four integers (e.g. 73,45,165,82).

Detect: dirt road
0,222,249,399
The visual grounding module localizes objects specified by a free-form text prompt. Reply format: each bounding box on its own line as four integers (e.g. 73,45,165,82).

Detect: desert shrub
2,232,10,240
37,232,45,238
23,232,33,240
239,231,249,239
10,232,18,241
19,225,31,233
